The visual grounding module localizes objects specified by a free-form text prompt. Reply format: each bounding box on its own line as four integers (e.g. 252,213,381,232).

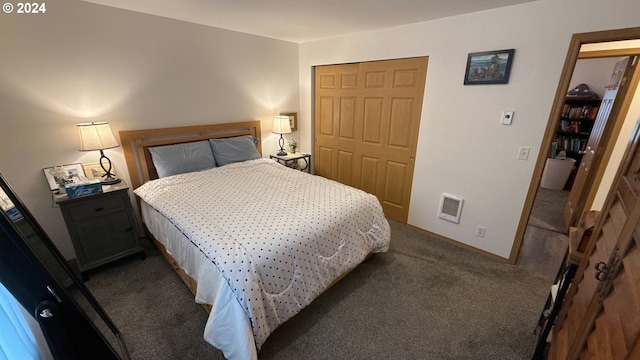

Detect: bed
119,121,390,360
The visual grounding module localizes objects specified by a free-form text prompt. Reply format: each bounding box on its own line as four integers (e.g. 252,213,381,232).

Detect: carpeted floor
529,187,569,234
87,219,549,360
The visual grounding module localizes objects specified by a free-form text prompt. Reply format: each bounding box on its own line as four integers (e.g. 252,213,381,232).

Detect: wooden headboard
119,121,262,190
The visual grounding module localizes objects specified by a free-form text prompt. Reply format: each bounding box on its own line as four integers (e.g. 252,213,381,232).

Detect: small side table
55,181,145,280
270,153,311,173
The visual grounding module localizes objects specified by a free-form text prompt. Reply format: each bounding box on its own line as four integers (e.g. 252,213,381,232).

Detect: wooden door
315,63,360,185
314,57,428,223
564,57,633,229
550,116,640,360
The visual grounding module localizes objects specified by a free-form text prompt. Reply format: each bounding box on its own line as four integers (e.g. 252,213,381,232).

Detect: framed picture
43,163,85,191
280,112,298,131
464,49,515,85
83,162,114,180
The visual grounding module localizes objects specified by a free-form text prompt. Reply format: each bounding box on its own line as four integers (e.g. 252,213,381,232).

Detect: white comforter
134,158,390,359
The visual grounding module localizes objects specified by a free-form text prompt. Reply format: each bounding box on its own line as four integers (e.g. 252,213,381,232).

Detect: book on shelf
560,120,582,133
555,135,587,154
562,105,600,120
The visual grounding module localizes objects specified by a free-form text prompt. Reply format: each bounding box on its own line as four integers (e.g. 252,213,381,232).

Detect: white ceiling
81,0,538,43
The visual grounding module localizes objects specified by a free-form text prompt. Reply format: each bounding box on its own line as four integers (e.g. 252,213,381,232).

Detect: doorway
513,27,640,273
520,55,635,278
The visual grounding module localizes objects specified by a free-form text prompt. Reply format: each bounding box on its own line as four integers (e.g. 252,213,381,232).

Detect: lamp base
101,176,121,185
98,150,121,185
276,134,289,157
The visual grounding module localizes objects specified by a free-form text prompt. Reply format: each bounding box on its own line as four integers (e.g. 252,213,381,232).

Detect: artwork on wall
280,112,298,131
464,49,515,85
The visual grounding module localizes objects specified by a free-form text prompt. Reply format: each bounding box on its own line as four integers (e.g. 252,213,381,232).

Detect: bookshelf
551,96,601,162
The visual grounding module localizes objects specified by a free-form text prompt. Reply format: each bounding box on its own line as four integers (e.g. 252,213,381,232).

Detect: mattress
134,158,390,359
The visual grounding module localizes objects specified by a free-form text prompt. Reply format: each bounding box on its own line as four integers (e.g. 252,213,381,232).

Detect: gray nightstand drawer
67,195,125,222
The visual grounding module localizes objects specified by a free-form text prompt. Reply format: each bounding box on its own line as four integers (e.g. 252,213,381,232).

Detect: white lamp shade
77,122,119,151
272,116,292,134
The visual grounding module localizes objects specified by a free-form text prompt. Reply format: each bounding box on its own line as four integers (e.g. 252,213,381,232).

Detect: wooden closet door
314,58,427,223
315,63,360,186
550,117,640,360
356,58,427,222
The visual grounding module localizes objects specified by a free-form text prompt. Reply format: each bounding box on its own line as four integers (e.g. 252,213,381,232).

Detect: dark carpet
87,219,549,360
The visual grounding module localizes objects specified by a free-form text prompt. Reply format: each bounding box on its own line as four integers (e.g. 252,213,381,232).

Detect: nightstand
56,181,145,280
270,153,311,173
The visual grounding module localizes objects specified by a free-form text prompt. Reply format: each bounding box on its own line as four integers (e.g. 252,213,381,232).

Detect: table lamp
272,116,292,156
77,122,121,184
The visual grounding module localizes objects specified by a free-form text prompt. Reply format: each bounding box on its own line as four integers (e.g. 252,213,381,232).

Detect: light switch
518,146,530,160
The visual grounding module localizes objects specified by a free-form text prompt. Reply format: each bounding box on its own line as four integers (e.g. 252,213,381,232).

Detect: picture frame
83,162,114,180
463,49,515,85
43,163,85,191
280,112,298,131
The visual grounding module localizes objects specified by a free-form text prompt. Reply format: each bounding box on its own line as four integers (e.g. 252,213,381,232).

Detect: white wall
299,0,640,259
570,58,625,99
0,0,299,259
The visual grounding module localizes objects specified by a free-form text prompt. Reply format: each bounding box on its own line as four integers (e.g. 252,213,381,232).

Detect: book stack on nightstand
55,181,145,280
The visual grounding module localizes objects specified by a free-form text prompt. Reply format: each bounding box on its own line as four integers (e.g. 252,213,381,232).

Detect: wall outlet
476,226,486,238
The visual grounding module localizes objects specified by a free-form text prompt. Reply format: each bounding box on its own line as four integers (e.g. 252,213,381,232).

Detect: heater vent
439,193,464,224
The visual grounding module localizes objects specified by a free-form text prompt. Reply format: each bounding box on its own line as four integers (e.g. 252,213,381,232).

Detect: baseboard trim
405,224,510,263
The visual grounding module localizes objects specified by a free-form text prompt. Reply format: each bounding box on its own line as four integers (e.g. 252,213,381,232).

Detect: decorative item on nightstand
43,163,87,193
288,139,297,153
49,166,72,193
272,115,291,156
77,122,121,185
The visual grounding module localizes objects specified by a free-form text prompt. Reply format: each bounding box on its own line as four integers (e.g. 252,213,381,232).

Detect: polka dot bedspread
134,158,391,357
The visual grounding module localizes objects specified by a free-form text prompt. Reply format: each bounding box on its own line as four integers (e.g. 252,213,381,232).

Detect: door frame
510,27,640,264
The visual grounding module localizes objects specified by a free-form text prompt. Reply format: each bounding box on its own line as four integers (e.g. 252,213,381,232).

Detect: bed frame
119,121,262,190
119,121,262,312
118,120,371,321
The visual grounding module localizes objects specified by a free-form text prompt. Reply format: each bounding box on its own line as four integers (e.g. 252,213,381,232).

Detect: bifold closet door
314,57,427,223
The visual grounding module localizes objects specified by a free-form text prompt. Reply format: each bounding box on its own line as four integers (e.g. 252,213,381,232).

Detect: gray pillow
209,136,261,166
149,141,216,178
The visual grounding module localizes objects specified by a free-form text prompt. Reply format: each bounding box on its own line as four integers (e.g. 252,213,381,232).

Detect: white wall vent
438,193,464,224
